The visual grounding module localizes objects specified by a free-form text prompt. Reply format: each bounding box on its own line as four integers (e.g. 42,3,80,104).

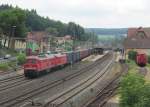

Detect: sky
0,0,150,28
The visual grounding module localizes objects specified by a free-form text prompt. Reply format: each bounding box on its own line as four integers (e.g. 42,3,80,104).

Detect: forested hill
85,28,128,36
0,4,98,42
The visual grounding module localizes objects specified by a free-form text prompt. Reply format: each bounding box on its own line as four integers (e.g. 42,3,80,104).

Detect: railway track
43,57,113,107
0,53,112,107
0,74,24,83
0,76,30,91
0,71,12,75
0,61,91,91
85,70,121,107
85,63,129,107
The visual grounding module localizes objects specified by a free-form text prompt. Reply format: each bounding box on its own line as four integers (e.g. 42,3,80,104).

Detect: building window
137,31,146,39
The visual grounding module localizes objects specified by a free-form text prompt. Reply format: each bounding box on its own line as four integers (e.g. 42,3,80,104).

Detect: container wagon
136,53,147,67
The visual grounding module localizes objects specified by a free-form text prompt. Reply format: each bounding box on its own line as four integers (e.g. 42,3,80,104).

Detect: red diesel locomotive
24,54,67,78
24,49,94,78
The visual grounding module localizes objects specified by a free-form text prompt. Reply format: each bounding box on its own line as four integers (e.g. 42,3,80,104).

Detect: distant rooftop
124,27,150,49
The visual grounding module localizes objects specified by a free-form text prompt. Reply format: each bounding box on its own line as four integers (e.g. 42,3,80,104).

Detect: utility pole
92,32,94,48
8,26,16,49
72,31,76,51
71,30,76,68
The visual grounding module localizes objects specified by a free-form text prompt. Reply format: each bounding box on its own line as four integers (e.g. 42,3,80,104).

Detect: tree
45,27,58,36
0,7,27,48
17,53,26,65
51,21,67,36
0,4,99,47
128,50,137,60
0,4,12,11
119,72,145,107
67,22,85,40
120,72,150,107
148,55,150,64
0,8,27,37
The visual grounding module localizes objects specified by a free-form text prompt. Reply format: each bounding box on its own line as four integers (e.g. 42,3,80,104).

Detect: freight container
77,51,80,61
136,53,147,66
73,51,78,62
65,52,73,64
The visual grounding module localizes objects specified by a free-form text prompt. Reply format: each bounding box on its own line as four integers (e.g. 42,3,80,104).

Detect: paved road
0,57,17,64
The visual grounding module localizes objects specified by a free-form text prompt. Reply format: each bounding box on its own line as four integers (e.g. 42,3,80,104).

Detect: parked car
0,57,3,60
4,54,11,59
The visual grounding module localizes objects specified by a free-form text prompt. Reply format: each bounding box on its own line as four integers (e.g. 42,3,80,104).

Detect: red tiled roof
127,28,137,37
128,27,150,38
125,27,150,49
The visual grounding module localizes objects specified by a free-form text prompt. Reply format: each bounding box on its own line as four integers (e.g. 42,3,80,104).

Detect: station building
124,27,150,56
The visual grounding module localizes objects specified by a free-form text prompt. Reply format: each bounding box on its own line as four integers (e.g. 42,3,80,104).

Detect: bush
119,72,150,107
148,55,150,64
17,53,26,65
128,50,137,60
0,63,9,71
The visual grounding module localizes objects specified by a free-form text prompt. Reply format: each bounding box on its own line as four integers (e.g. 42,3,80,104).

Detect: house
124,27,150,55
26,31,51,55
54,35,72,44
26,32,74,55
53,35,73,51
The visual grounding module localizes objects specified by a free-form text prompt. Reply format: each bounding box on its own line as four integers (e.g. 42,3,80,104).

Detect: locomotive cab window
26,59,37,64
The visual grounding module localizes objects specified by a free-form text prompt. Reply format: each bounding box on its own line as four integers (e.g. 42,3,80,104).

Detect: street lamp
72,31,76,51
12,26,16,38
8,26,16,49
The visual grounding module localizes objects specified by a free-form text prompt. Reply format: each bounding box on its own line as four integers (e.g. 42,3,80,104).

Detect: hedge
17,53,26,65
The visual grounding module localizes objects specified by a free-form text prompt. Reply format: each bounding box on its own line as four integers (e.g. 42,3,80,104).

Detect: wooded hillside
0,4,98,42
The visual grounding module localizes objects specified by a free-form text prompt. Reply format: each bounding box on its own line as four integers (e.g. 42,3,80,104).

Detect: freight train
24,49,94,78
136,53,147,67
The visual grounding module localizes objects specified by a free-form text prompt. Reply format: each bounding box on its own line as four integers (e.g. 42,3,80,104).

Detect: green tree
0,8,27,37
128,50,137,60
120,72,150,107
46,27,58,36
0,4,12,11
148,55,150,64
17,53,26,65
0,4,99,47
67,22,84,40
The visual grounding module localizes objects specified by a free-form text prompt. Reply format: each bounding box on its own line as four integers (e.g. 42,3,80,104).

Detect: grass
126,59,137,71
0,48,26,72
0,60,18,71
0,63,9,71
147,63,150,68
0,60,18,72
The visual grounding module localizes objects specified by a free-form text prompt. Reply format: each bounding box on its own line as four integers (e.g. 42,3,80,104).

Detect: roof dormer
136,27,147,39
